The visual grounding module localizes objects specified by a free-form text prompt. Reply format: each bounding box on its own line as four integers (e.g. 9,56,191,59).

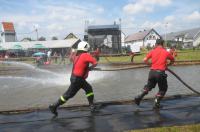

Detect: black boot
153,97,163,109
135,92,147,106
89,104,96,112
135,97,141,106
87,95,96,112
49,99,65,116
49,104,58,116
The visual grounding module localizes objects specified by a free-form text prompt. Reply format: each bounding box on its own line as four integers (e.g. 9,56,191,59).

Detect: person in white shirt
47,50,52,62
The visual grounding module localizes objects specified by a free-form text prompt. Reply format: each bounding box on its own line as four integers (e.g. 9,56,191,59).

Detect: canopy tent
0,46,6,51
11,44,23,50
32,52,46,57
31,44,47,49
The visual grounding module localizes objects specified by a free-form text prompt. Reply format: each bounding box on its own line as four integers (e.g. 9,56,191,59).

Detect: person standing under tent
49,41,97,116
53,51,58,64
47,49,52,63
69,48,76,63
59,49,66,65
134,39,174,109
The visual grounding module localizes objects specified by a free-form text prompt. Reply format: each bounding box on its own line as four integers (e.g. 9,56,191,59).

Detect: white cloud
123,3,153,14
0,3,107,40
164,15,175,22
1,14,45,24
96,7,104,14
141,21,164,29
123,0,172,15
186,11,200,21
141,0,172,6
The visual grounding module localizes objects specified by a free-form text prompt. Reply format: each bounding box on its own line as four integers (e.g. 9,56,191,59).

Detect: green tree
38,36,46,41
51,36,58,40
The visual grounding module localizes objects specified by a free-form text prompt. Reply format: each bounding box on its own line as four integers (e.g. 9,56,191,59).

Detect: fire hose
93,66,200,95
166,68,200,95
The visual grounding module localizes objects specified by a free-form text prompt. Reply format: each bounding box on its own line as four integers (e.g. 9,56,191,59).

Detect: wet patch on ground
0,95,200,132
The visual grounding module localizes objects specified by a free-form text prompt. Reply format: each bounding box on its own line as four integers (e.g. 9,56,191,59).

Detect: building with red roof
1,22,16,42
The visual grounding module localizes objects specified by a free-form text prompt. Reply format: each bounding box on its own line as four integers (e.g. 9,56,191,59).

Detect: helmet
77,41,90,51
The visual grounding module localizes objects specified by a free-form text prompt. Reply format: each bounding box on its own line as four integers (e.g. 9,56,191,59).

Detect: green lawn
176,50,200,61
98,50,200,63
128,124,200,132
1,49,200,65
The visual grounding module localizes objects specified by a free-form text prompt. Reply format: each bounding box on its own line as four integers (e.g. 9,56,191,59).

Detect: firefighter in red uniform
92,48,101,61
169,46,177,58
49,41,97,116
134,39,175,109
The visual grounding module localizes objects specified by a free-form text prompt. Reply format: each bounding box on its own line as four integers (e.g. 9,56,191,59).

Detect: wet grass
128,124,200,132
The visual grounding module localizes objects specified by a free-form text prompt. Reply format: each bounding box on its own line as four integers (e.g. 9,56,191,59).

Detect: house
64,33,78,40
163,27,200,48
1,22,16,42
21,38,32,42
125,29,161,52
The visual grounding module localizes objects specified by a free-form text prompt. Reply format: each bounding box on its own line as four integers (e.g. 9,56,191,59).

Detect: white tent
0,38,79,50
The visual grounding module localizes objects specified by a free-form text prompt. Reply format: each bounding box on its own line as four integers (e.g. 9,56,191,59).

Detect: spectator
129,52,135,63
53,52,58,64
47,49,52,62
59,49,66,65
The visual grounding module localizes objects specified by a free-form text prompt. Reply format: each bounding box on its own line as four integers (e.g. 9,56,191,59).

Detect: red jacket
145,46,174,71
72,53,97,79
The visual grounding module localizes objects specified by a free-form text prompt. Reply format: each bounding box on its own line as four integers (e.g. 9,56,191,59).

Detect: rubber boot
87,96,96,112
49,99,65,116
153,96,163,109
134,92,147,106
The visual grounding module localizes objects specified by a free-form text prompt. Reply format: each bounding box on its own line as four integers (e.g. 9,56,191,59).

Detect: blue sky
0,0,200,40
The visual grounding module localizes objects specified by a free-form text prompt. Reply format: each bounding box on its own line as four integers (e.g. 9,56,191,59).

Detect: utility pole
164,22,168,42
34,25,39,41
119,18,122,53
35,28,38,41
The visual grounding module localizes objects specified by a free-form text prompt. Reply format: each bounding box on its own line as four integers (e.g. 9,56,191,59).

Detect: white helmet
77,41,90,51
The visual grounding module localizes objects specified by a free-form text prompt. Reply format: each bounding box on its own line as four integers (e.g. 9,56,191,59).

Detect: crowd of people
33,46,101,67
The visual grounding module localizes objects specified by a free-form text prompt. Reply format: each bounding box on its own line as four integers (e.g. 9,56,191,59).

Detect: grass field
128,124,200,132
99,49,200,63
0,49,200,65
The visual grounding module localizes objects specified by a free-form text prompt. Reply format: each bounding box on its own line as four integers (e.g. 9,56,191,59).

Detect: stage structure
84,23,121,53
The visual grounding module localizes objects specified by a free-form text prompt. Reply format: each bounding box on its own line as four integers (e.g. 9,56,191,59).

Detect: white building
163,27,200,48
125,29,161,52
0,22,16,42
